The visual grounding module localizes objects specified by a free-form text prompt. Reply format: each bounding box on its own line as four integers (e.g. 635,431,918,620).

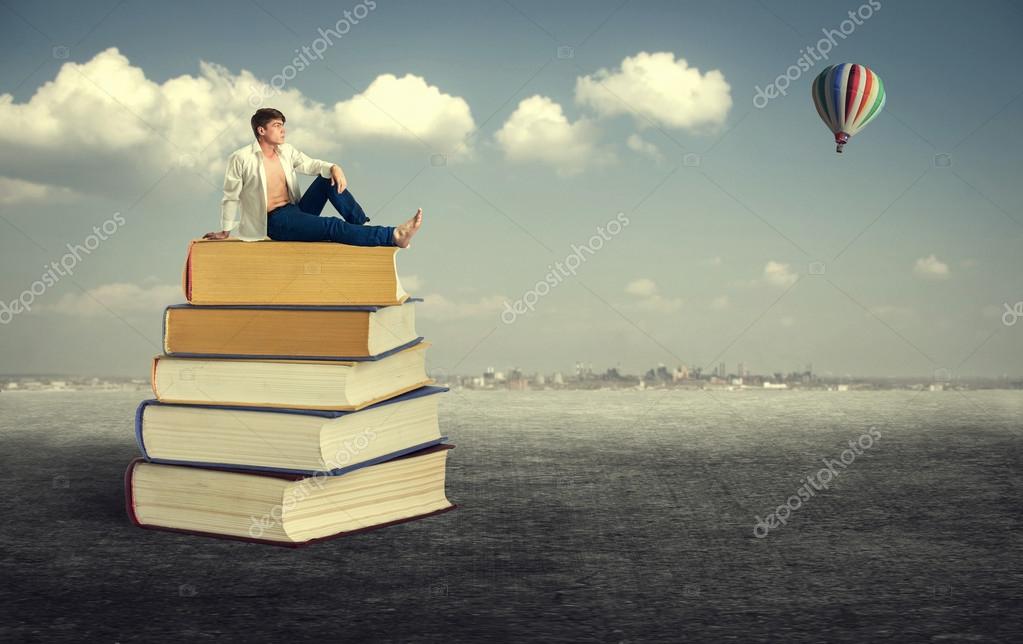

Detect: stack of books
123,239,456,547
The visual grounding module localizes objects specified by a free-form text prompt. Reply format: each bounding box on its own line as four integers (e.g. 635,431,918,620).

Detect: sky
0,0,1021,379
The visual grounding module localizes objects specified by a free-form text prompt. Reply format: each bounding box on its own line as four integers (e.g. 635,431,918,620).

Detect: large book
183,239,409,306
163,299,422,360
135,385,448,474
125,444,455,547
151,340,431,411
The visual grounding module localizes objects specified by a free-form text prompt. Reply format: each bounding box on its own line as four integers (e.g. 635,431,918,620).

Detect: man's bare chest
263,155,287,182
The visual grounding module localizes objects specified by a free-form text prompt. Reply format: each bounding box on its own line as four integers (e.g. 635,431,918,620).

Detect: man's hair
251,108,286,140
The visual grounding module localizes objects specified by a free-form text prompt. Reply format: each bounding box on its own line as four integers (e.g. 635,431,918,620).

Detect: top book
183,239,409,306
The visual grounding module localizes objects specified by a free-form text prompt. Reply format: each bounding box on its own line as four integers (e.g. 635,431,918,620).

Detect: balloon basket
834,132,850,154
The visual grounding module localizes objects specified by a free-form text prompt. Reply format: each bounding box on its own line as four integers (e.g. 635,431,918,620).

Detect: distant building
603,367,623,381
644,365,669,382
575,362,595,380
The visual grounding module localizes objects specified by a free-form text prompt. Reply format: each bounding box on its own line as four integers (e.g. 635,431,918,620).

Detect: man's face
260,119,286,145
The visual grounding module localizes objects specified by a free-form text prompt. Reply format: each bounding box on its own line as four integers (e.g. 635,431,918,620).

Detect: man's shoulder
228,143,257,160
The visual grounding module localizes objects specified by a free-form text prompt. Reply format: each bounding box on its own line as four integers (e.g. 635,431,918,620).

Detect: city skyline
4,356,1019,384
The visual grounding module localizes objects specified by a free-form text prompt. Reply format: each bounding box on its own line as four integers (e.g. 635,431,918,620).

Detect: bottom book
125,444,455,547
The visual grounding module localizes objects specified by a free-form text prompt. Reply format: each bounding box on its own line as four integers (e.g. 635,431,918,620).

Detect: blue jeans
266,176,396,246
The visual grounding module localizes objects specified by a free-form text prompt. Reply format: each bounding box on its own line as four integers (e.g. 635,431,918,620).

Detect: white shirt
220,141,335,241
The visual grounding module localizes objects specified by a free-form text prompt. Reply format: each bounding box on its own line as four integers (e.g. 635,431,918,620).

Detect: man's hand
202,230,231,240
329,164,347,194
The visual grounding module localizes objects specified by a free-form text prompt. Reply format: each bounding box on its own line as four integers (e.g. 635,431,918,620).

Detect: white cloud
625,278,658,296
495,95,610,176
710,295,730,310
0,48,266,196
914,255,950,279
624,278,682,312
626,134,663,161
0,176,79,204
332,73,475,151
779,316,796,327
0,47,474,198
575,51,732,131
417,293,507,321
704,256,723,267
44,282,180,317
763,261,798,287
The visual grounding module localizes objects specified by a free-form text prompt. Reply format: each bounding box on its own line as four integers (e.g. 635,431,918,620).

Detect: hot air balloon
811,63,886,153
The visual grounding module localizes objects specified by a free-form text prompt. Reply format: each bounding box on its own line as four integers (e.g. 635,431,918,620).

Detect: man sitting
203,108,422,248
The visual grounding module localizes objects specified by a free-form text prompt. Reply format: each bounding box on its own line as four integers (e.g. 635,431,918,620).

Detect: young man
203,108,423,247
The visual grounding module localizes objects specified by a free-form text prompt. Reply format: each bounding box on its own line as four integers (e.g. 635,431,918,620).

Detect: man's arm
291,145,351,195
290,145,334,179
216,154,243,236
289,144,362,221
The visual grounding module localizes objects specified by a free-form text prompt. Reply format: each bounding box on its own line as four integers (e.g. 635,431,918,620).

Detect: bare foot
392,208,423,248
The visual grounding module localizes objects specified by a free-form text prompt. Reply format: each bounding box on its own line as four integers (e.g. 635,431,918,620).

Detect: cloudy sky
0,0,1020,378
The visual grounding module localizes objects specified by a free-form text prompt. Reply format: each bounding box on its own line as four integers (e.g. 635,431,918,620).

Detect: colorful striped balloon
811,63,886,153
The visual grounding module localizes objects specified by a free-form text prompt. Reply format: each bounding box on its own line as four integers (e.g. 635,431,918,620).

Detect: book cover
124,444,457,548
150,340,433,411
162,298,423,360
134,385,450,475
183,238,408,306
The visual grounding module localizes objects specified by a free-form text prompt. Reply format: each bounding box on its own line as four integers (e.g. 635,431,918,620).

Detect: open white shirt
220,141,335,241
